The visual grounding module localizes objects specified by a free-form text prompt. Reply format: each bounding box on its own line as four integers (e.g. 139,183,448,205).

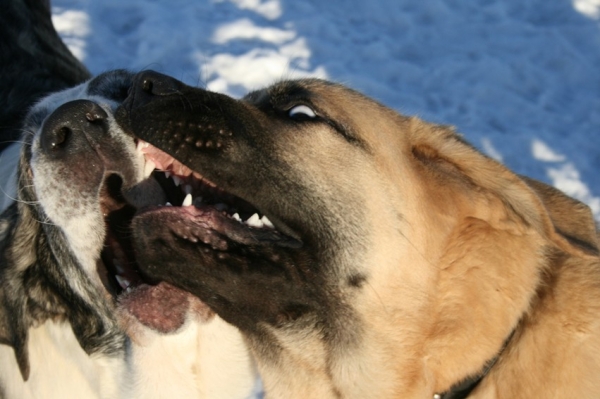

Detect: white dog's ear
0,203,34,381
408,117,598,258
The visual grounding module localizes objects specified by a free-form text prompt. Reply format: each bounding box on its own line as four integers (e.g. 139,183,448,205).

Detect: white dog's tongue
118,282,211,333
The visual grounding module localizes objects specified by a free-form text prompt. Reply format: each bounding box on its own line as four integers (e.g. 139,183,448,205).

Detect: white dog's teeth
166,202,173,207
113,259,126,274
173,176,182,186
245,213,263,228
144,159,156,178
232,213,242,222
165,171,171,179
115,274,131,290
182,194,193,207
184,184,193,195
261,215,274,228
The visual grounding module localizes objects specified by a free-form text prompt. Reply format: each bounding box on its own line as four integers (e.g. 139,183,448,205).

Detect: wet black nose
40,99,109,154
128,70,183,109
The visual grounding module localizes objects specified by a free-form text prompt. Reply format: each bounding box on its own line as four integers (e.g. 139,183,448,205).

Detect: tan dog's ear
521,177,598,256
408,117,598,259
406,117,599,390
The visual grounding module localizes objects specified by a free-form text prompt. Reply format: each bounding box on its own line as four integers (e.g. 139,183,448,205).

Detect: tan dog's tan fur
122,76,600,398
249,84,600,398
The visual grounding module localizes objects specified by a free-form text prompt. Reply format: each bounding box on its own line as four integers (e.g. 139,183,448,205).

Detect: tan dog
116,71,600,398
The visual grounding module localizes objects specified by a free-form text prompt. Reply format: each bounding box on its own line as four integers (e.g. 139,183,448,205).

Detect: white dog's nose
40,99,108,153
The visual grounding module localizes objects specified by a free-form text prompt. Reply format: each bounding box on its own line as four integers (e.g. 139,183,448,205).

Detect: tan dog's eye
288,105,316,119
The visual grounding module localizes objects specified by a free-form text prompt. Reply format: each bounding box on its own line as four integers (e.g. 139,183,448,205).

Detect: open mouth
133,140,302,250
139,139,277,229
96,139,301,332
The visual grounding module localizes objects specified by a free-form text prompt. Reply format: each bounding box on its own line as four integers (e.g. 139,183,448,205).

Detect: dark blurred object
0,0,90,151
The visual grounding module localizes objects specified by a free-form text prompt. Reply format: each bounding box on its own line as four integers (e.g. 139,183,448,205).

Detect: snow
50,0,600,212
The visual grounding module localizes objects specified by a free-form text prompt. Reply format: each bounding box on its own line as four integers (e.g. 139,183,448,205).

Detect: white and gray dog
0,1,257,398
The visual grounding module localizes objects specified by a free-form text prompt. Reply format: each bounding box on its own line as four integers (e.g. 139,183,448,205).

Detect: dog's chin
96,168,214,334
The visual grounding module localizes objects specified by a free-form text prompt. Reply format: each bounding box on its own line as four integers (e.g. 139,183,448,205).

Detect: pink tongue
119,282,192,333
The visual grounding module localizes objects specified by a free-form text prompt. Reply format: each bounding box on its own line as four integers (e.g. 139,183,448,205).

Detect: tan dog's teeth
182,194,192,207
261,216,274,228
245,213,263,228
136,140,149,152
144,159,156,178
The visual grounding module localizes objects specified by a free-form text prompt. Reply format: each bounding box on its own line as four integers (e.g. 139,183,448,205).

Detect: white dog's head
1,70,212,380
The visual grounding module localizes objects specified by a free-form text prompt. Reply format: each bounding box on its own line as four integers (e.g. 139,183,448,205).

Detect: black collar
435,372,485,399
435,330,515,399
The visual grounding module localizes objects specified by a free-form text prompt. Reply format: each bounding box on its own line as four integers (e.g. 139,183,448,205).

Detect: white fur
0,320,124,399
123,316,257,399
0,316,258,399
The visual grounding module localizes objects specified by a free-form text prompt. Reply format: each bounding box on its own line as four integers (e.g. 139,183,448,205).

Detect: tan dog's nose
127,70,183,110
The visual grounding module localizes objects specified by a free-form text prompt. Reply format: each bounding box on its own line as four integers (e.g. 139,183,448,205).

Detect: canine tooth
182,194,193,207
115,274,131,289
173,176,182,186
261,215,274,228
245,213,263,228
137,141,150,152
232,213,242,222
165,171,171,179
113,259,126,274
144,159,156,178
184,184,193,195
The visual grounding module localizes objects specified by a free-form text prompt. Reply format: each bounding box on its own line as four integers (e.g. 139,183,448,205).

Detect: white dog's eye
288,105,316,119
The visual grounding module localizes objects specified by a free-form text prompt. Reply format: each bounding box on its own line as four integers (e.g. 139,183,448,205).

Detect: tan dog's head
116,71,598,397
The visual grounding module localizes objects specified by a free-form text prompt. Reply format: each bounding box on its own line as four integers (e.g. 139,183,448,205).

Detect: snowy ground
52,0,600,218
